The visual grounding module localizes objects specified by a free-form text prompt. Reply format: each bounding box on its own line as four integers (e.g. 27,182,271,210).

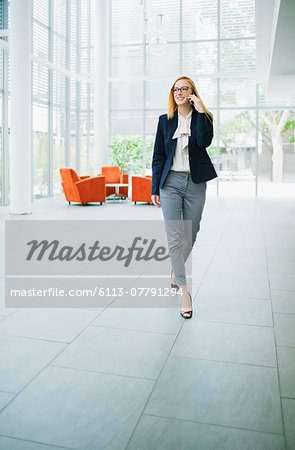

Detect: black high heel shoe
170,271,179,291
180,293,193,319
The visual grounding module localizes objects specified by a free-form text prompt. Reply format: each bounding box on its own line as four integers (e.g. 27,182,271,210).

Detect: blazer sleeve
196,113,213,148
152,116,166,195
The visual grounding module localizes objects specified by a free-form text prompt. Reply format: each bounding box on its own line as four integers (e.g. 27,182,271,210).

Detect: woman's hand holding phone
188,94,205,113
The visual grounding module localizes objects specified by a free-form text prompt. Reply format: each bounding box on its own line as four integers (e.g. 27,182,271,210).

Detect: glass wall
32,0,50,197
0,0,4,205
0,90,2,205
0,0,94,205
32,0,94,197
109,0,295,196
257,85,295,195
0,0,8,206
80,0,94,175
0,0,294,205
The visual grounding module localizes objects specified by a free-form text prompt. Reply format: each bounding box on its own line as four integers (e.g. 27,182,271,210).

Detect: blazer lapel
168,110,178,139
189,109,197,149
167,111,178,156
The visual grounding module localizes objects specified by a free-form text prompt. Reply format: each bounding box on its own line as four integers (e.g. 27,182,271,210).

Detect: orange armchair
131,176,152,204
60,168,106,205
100,167,129,198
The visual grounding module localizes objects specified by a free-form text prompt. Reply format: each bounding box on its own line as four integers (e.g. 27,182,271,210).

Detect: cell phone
188,98,194,106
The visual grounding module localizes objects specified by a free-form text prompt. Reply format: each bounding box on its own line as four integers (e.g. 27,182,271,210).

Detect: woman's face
172,79,193,106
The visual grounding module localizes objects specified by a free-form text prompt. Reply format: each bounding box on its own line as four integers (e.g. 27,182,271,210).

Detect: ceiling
256,0,295,101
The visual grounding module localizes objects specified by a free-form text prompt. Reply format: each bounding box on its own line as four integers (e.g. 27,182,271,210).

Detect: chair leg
100,202,102,205
68,201,71,205
134,201,136,205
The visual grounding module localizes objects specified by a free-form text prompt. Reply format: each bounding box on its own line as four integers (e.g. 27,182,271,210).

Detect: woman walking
151,76,217,318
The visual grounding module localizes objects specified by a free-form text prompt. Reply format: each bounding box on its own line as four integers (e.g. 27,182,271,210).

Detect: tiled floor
0,193,294,449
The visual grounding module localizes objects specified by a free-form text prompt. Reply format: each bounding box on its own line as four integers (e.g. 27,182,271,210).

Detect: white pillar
10,0,32,214
94,0,109,174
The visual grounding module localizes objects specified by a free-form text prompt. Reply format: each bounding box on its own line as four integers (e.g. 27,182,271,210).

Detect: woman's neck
178,104,192,119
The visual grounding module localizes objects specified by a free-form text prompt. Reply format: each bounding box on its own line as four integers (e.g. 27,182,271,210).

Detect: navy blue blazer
151,109,218,195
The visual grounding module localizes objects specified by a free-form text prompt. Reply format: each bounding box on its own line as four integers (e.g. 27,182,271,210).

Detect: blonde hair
168,76,213,123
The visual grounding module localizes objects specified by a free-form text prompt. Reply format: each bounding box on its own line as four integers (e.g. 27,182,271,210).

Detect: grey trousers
160,170,207,286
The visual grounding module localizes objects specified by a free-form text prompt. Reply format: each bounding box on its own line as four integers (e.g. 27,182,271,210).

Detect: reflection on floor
0,192,294,449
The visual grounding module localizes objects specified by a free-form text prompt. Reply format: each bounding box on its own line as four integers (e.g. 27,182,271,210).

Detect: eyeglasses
172,86,191,94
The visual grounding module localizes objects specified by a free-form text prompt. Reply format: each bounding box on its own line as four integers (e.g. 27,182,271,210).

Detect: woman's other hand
151,195,161,208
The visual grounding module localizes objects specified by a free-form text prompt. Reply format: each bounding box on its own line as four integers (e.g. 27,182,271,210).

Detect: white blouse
170,109,192,172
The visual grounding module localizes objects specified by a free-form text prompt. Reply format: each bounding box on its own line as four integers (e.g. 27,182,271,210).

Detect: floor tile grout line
271,287,295,293
273,312,295,317
186,320,274,328
196,293,272,301
92,318,275,330
49,363,157,382
165,353,278,370
174,319,275,329
141,412,286,438
0,390,17,395
261,199,288,450
276,344,295,349
0,309,104,416
0,433,77,450
0,331,70,344
269,288,295,293
50,351,279,379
